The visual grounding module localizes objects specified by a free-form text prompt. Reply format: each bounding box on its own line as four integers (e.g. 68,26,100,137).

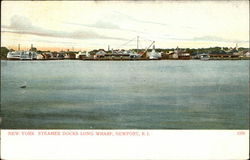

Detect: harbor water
1,60,249,129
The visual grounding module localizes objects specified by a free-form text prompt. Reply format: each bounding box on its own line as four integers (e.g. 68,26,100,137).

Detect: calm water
1,60,249,129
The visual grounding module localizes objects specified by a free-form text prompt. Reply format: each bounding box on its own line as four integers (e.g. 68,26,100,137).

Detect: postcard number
236,131,245,135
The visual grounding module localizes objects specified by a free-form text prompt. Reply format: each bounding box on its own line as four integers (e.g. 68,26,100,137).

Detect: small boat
20,85,26,88
20,81,27,88
200,54,210,60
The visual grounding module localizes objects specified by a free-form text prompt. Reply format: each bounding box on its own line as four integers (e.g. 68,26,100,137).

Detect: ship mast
144,41,155,53
137,36,139,53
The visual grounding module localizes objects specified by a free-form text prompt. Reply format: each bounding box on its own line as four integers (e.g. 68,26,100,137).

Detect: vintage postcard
1,0,249,159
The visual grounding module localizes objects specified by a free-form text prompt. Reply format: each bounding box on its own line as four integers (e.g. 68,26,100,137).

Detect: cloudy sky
1,1,249,51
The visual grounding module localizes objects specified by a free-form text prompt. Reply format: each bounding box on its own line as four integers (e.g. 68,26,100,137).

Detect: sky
1,1,249,51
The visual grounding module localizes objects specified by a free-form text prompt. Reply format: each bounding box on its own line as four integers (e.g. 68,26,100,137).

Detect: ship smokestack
18,44,20,51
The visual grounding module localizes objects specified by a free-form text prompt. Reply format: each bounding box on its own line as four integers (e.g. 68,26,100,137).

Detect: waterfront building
44,52,53,59
161,52,169,59
65,53,76,59
36,53,44,60
166,51,178,59
57,52,65,59
77,51,92,60
208,53,239,60
94,50,106,59
172,52,179,59
105,53,130,60
178,52,191,59
245,51,250,57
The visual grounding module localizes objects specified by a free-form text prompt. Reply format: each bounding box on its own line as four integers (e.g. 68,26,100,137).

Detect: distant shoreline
1,58,250,61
